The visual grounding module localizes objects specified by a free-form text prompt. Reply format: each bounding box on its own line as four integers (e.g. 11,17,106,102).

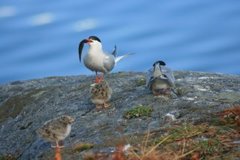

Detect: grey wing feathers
146,66,175,88
146,68,154,88
39,120,65,136
103,55,115,73
161,66,175,86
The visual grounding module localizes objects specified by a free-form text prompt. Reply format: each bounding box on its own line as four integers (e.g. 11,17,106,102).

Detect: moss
72,143,94,153
123,105,153,119
135,78,146,86
0,89,45,123
215,92,240,103
197,138,223,155
0,154,16,160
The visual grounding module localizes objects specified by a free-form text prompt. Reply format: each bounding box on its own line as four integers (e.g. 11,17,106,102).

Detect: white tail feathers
115,53,134,63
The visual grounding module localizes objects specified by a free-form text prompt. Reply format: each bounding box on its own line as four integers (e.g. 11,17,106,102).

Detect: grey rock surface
0,71,240,159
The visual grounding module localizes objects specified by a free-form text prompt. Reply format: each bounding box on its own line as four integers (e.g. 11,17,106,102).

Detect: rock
0,71,240,159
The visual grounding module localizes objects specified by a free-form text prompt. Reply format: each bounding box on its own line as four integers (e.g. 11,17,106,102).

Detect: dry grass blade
174,147,200,160
144,135,171,158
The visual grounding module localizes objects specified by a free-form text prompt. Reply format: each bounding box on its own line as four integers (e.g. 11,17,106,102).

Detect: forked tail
115,53,134,63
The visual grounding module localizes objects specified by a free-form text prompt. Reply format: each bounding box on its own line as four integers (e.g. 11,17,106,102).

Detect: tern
78,36,130,83
146,60,175,96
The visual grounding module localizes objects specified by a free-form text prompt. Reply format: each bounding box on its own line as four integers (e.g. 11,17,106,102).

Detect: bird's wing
45,120,66,136
161,66,175,86
103,54,115,72
146,68,153,88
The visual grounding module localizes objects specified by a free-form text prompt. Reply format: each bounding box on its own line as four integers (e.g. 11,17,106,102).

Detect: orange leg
55,147,62,160
54,141,62,160
95,76,101,83
95,72,104,83
99,73,104,82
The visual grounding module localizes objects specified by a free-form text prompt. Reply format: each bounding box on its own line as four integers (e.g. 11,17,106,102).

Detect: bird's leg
53,141,62,160
95,72,101,83
99,73,104,82
103,102,111,108
95,72,104,83
54,146,62,160
51,141,64,149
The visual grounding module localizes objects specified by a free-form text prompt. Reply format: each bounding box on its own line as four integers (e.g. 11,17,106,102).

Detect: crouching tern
146,60,175,96
78,36,131,83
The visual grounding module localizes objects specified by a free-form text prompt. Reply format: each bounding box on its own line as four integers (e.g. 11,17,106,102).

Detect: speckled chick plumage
90,80,112,109
37,115,74,144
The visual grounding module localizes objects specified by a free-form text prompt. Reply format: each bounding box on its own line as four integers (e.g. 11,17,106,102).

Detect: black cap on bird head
153,60,166,67
88,36,101,43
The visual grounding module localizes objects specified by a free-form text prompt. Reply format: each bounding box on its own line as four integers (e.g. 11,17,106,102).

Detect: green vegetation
135,78,146,86
72,143,94,153
85,106,240,160
0,154,16,160
0,89,45,123
123,105,153,119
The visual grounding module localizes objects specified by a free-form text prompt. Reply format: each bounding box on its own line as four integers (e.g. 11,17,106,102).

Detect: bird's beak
85,39,93,44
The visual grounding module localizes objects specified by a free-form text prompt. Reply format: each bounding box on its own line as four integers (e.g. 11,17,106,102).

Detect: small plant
0,154,16,160
197,138,223,155
72,143,94,153
123,105,153,119
135,78,146,86
154,123,208,145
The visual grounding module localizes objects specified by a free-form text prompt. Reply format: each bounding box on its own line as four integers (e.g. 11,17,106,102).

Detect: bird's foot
96,104,103,111
95,75,104,83
95,76,102,83
51,145,65,149
103,102,111,108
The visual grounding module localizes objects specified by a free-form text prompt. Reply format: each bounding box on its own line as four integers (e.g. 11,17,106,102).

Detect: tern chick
146,60,175,96
37,115,74,148
90,80,112,109
78,35,131,83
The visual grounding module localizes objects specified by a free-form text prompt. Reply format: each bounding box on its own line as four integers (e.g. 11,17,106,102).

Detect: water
0,0,240,84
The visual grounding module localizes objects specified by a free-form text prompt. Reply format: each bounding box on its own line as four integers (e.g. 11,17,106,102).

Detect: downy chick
90,80,112,109
37,115,74,148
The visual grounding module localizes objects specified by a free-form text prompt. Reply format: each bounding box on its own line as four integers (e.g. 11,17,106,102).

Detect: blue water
0,0,240,84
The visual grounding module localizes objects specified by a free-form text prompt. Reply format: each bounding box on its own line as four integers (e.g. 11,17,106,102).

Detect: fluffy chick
90,80,112,109
37,115,74,148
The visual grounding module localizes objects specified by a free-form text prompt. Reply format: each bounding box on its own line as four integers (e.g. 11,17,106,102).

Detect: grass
83,106,240,160
72,143,94,153
0,154,16,160
217,105,240,126
123,105,153,119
